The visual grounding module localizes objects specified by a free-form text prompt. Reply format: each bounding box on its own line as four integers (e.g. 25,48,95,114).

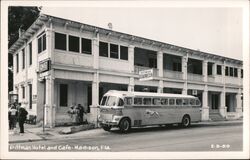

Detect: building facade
9,14,243,127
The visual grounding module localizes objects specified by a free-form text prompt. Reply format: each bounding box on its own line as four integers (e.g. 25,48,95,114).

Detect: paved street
9,122,242,152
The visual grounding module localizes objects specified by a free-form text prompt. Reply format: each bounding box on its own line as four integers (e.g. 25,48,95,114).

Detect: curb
9,137,45,144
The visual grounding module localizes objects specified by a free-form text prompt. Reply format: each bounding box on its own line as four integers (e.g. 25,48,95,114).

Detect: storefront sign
139,69,153,81
39,59,51,73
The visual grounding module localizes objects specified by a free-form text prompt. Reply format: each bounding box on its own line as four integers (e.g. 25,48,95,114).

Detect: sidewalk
9,119,243,143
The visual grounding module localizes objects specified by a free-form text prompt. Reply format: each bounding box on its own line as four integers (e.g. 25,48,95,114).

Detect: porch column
182,55,188,95
157,80,163,93
128,45,135,73
219,87,227,118
128,77,134,92
236,89,243,118
93,37,99,69
238,68,242,86
157,51,163,77
202,85,209,121
203,60,208,82
91,72,99,125
45,75,55,128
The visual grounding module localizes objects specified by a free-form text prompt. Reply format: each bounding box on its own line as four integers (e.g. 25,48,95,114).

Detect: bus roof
104,90,197,99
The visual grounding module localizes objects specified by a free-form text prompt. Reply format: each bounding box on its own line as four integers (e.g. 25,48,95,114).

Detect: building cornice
9,13,243,65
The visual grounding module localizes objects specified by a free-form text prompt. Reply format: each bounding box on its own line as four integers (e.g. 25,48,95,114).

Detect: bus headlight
113,116,121,122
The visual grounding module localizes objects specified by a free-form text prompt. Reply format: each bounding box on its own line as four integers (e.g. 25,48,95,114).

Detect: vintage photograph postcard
1,0,249,159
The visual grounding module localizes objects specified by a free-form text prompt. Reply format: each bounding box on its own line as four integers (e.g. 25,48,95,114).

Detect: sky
42,6,243,60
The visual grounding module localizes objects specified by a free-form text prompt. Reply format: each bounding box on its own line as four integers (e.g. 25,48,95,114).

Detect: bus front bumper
98,115,122,127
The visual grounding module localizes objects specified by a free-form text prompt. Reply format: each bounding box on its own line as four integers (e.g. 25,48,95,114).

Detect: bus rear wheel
181,115,191,127
119,118,131,133
102,125,111,131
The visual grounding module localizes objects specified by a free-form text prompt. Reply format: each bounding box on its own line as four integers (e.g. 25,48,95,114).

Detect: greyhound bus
99,90,201,132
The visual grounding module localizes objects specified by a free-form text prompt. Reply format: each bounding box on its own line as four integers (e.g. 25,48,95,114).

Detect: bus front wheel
119,118,131,133
181,115,191,127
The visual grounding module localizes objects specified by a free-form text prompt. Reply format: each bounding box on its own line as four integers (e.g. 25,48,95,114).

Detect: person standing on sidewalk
18,104,28,134
9,105,18,130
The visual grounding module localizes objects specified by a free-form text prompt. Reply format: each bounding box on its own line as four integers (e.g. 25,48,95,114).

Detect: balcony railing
134,66,158,77
225,76,240,85
163,69,183,80
207,76,215,83
187,73,204,82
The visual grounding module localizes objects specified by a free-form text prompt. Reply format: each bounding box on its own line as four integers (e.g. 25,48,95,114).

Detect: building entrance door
210,93,219,113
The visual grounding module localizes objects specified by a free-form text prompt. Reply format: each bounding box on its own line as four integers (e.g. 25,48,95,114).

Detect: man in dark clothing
18,105,28,134
77,104,84,124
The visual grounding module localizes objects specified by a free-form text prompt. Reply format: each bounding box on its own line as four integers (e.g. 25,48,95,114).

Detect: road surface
9,122,242,152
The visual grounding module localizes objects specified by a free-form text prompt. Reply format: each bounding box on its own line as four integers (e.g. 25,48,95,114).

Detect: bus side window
190,99,195,105
143,98,152,105
153,98,161,105
195,99,200,106
134,97,142,105
118,98,124,106
183,99,189,106
125,97,132,105
169,99,175,105
161,98,168,105
176,99,182,105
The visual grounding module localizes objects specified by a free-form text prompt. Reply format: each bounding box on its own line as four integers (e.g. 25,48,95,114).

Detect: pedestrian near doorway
18,104,28,134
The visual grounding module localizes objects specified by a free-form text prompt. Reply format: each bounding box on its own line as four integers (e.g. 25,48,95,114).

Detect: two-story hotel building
9,14,243,127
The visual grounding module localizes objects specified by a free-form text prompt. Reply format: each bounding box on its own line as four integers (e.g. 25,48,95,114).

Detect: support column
45,75,55,128
202,85,209,121
128,77,134,92
238,68,242,86
182,55,188,95
90,72,99,126
236,89,243,118
128,45,135,73
157,51,163,77
157,80,163,93
92,37,99,69
203,60,208,82
219,87,227,118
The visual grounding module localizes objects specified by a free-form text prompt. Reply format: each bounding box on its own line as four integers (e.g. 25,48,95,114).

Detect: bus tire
181,115,191,127
119,118,131,133
102,125,111,131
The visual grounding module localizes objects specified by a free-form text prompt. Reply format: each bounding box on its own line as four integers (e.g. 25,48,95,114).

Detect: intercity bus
99,90,201,132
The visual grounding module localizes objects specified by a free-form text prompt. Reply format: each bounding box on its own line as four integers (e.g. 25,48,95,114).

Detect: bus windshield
106,96,117,106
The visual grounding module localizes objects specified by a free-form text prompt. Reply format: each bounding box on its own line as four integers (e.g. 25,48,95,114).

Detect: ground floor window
60,84,68,107
29,84,32,109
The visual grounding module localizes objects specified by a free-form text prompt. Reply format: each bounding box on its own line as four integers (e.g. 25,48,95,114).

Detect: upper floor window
217,65,222,75
229,67,233,76
22,49,25,69
241,69,243,78
99,41,108,57
16,53,19,73
120,46,128,60
68,35,79,52
38,33,46,53
110,43,119,59
81,38,92,54
29,42,32,65
225,66,229,76
55,32,66,50
207,62,213,75
234,68,238,77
